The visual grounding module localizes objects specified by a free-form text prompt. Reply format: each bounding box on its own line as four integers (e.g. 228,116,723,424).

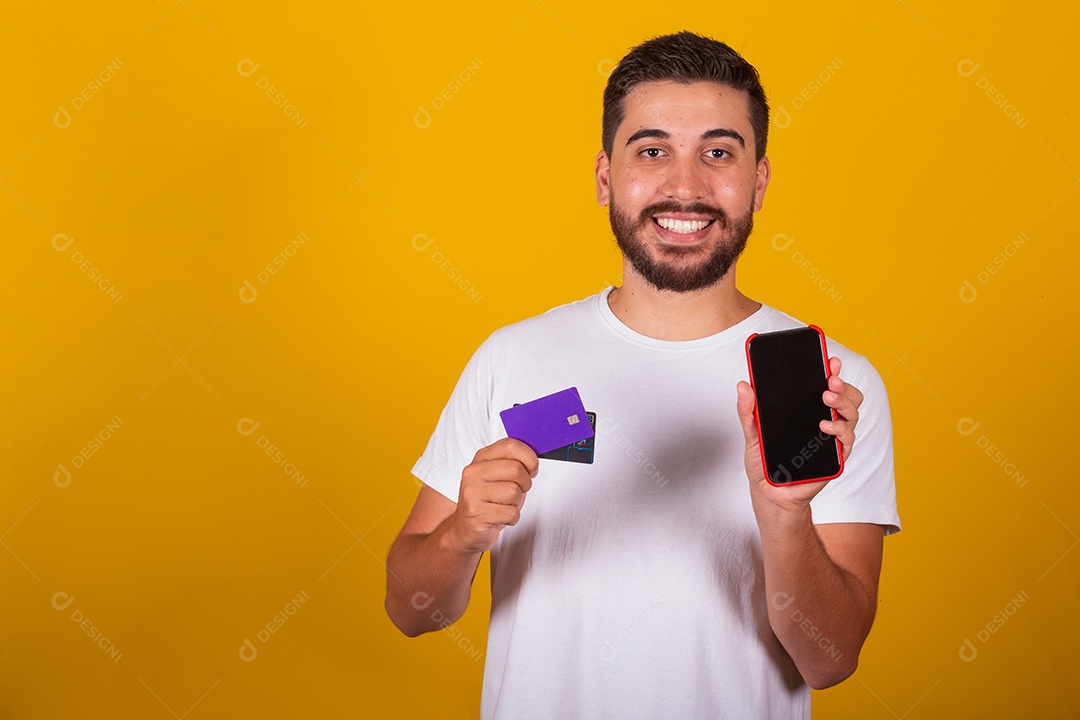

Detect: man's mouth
653,217,715,234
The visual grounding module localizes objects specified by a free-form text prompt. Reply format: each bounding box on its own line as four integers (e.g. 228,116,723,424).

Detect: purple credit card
500,387,594,455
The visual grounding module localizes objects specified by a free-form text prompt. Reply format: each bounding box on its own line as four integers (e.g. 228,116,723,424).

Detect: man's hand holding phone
737,353,863,511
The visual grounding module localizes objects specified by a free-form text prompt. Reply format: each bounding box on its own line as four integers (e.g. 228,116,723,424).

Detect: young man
386,31,900,719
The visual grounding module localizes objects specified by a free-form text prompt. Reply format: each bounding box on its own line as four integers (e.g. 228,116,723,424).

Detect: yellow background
2,1,1077,717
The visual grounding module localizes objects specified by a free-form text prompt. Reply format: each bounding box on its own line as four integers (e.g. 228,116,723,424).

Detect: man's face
595,81,770,293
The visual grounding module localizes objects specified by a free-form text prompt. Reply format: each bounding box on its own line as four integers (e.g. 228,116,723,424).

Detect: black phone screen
746,326,842,485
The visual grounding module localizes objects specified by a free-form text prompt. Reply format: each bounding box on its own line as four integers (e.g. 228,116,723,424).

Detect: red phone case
745,325,844,487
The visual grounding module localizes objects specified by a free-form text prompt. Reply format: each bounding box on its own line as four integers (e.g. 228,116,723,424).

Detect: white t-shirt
412,288,900,720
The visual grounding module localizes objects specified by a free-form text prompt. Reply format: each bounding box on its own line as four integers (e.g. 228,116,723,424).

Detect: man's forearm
385,518,483,637
755,506,877,688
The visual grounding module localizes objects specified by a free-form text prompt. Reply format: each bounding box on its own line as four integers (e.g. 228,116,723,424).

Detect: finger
820,401,857,453
826,358,865,410
735,381,759,445
819,371,859,459
823,387,860,426
474,438,541,478
827,375,864,409
479,479,527,507
483,484,529,527
823,376,862,424
500,504,524,527
821,417,856,460
828,356,842,378
458,484,526,530
470,502,522,530
820,411,856,439
462,458,535,496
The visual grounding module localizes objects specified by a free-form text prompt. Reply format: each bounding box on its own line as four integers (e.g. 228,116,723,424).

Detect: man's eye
707,149,730,160
641,148,663,158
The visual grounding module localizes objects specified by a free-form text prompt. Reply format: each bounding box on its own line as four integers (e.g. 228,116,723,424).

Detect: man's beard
609,197,755,293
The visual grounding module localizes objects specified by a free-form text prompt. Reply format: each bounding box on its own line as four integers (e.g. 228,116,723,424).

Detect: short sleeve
411,339,497,502
810,353,901,535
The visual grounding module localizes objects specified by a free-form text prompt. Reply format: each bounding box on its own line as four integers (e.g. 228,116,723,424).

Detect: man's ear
595,150,611,206
752,156,771,212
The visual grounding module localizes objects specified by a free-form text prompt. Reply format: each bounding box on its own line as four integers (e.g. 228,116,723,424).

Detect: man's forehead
623,80,749,111
626,79,745,97
619,81,752,133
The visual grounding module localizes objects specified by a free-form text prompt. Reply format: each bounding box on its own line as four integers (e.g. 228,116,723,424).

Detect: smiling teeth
656,218,711,234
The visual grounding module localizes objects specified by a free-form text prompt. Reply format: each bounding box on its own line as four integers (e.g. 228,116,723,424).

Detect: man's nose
661,155,708,200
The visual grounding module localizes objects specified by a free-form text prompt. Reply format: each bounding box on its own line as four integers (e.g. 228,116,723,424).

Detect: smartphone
745,325,843,486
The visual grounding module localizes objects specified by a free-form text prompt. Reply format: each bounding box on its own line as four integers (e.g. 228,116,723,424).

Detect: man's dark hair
602,32,770,162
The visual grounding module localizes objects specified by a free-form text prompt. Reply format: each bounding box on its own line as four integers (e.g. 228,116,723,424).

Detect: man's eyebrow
702,128,745,148
625,127,746,148
625,128,669,145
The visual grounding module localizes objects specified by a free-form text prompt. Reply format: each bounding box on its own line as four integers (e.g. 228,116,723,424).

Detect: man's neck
607,266,760,341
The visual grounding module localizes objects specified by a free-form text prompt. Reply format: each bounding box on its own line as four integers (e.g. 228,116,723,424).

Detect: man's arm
757,516,883,688
736,357,884,688
384,439,538,637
